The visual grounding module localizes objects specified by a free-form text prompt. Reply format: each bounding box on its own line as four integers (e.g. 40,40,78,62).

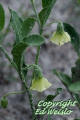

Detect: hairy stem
20,72,37,120
0,45,18,71
29,0,43,119
3,90,26,98
30,0,40,25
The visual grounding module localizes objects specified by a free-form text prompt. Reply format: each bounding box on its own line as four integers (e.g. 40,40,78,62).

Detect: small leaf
10,9,36,44
74,94,80,105
69,81,80,93
39,0,56,26
56,88,63,94
23,34,45,46
12,35,44,71
12,42,27,72
71,58,80,82
45,95,56,101
0,4,5,31
9,9,23,43
53,69,72,86
0,97,8,108
64,23,80,56
21,17,36,40
42,0,55,8
45,88,62,102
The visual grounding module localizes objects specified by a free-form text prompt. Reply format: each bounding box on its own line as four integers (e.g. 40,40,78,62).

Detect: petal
50,31,71,46
30,77,52,92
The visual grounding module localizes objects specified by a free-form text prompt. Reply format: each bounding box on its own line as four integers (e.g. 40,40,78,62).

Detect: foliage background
0,0,80,120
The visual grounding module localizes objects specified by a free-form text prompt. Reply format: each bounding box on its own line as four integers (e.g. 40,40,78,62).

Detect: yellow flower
30,77,52,92
50,22,71,46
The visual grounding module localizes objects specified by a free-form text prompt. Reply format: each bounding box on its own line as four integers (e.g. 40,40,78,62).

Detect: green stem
35,27,43,65
3,90,26,98
35,46,41,65
30,0,43,65
0,45,18,71
30,0,40,25
20,71,37,120
29,0,43,119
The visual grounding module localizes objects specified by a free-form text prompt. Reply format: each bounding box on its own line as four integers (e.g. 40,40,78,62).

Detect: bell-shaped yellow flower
30,77,52,92
50,22,71,46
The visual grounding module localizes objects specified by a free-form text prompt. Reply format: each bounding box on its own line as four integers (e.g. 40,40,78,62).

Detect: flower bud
30,77,52,92
33,66,43,79
0,97,8,108
50,22,71,46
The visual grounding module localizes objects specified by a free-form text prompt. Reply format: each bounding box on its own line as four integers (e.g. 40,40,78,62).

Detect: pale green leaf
69,81,80,93
9,9,23,43
53,69,72,86
12,42,27,72
21,17,36,39
39,0,56,26
23,34,45,46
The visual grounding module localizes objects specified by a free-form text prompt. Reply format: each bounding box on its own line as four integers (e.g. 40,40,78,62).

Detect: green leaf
42,0,55,8
45,88,62,102
12,35,45,71
1,97,8,108
9,9,23,43
45,95,56,101
39,0,56,26
12,42,27,72
53,69,72,86
74,94,80,105
10,9,36,44
77,0,80,4
0,4,5,31
64,23,80,56
69,81,80,93
21,17,36,40
56,88,63,94
23,34,45,46
71,58,80,82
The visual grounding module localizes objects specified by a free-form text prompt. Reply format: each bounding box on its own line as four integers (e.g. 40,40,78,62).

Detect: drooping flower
50,22,71,46
30,77,52,92
30,65,52,92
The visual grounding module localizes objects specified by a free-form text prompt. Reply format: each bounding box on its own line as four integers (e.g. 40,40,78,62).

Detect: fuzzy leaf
39,0,56,26
42,0,55,8
21,17,36,39
53,69,72,86
56,88,62,94
10,9,23,43
10,9,36,45
45,88,62,102
69,81,80,93
12,35,45,71
71,58,80,82
64,23,80,56
74,94,80,105
23,34,45,46
0,4,5,31
12,42,27,72
45,95,56,101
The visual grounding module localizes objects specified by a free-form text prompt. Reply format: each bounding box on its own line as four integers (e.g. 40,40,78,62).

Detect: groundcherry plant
0,0,80,120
